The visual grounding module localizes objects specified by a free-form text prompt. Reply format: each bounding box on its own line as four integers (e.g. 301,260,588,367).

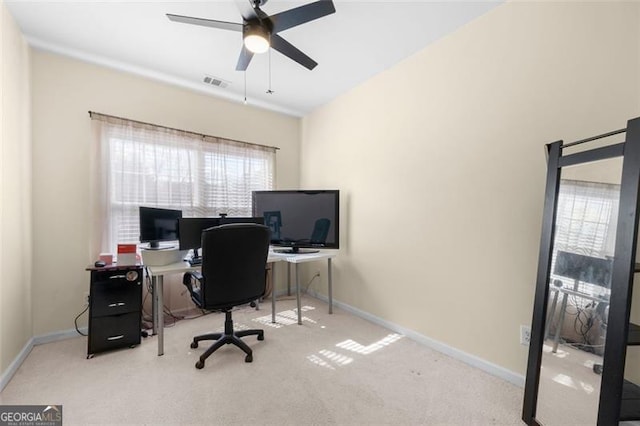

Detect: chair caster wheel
245,354,253,363
258,334,264,341
195,360,204,369
190,341,198,349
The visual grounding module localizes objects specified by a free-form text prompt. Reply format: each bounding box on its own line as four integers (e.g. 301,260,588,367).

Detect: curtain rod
88,111,279,151
562,127,626,149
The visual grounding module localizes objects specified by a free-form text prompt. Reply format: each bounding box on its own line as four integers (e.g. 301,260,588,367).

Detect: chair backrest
310,218,330,244
200,223,271,310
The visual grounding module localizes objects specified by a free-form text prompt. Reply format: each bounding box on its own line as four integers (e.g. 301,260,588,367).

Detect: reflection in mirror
535,157,622,425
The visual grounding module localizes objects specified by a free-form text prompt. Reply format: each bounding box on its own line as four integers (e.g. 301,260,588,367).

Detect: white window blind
555,180,619,256
551,179,620,298
91,114,276,254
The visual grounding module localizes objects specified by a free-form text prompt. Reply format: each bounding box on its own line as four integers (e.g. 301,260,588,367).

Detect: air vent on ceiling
203,75,229,88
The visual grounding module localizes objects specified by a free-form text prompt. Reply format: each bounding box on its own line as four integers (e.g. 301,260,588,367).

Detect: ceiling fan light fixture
244,24,270,54
168,0,335,70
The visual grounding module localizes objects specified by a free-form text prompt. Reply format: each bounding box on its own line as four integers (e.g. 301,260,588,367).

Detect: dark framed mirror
523,117,640,425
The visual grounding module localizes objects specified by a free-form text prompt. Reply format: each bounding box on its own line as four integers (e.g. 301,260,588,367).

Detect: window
555,180,619,256
91,114,276,253
551,179,620,298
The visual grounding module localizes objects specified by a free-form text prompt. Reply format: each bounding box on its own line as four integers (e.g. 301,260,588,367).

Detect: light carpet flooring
0,295,524,425
536,340,602,425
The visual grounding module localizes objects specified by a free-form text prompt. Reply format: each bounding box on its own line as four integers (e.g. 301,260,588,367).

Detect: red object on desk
117,243,138,266
118,244,136,254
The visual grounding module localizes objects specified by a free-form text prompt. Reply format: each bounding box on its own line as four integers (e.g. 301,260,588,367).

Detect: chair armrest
186,270,203,281
183,271,203,308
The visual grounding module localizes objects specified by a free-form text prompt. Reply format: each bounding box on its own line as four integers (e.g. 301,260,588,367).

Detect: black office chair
310,218,330,244
182,223,270,369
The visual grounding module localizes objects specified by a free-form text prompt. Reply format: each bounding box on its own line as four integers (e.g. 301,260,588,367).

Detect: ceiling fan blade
270,0,335,34
236,45,254,71
166,14,243,32
270,34,317,70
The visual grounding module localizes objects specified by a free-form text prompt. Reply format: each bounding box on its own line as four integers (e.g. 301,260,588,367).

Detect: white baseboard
0,337,34,393
0,327,87,393
306,289,525,388
32,327,87,346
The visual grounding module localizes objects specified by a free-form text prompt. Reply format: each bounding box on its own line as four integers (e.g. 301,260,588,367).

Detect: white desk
546,284,609,353
271,251,337,325
147,255,281,356
146,261,199,356
147,251,336,355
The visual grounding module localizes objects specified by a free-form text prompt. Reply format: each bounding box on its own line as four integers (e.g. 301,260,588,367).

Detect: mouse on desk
94,260,106,268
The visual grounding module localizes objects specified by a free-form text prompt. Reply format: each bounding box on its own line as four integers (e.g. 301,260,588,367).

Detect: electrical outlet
314,270,321,278
84,292,90,304
520,325,531,346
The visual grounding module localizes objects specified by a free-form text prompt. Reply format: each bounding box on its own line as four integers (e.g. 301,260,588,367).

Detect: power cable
74,305,89,336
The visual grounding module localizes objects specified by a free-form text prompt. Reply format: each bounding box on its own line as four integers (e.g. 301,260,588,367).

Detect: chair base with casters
190,309,264,369
182,223,271,370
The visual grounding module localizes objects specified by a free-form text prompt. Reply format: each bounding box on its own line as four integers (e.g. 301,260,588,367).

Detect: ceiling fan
167,0,336,71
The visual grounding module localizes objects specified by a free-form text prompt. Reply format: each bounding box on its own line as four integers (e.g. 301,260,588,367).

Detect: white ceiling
5,0,501,117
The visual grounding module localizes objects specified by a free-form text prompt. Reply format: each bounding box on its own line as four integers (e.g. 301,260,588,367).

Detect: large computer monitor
139,206,182,249
252,190,339,254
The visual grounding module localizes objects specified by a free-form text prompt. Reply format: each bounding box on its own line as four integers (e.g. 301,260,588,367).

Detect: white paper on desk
117,253,137,266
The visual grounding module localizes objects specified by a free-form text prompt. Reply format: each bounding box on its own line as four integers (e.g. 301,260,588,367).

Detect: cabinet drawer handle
109,275,126,280
107,335,125,341
107,302,126,308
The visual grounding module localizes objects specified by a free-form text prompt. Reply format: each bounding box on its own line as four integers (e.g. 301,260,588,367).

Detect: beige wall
301,1,640,376
1,0,32,372
30,51,300,335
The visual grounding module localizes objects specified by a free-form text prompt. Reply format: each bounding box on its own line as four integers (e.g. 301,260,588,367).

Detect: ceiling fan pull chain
244,71,248,105
267,43,274,95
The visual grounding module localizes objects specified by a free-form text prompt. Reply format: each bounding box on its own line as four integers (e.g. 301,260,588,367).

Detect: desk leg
287,263,291,296
156,276,164,356
151,276,158,336
296,263,302,325
271,263,276,324
552,292,569,354
328,258,333,315
544,288,559,340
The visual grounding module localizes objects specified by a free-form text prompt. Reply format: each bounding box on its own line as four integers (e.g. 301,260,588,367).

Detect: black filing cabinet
87,265,142,358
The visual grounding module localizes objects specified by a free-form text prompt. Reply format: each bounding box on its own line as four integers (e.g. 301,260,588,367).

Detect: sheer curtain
90,114,276,255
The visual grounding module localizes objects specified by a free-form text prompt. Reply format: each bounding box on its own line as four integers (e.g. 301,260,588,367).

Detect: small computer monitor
178,216,265,255
219,216,265,226
139,206,182,249
554,251,613,288
177,217,221,253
